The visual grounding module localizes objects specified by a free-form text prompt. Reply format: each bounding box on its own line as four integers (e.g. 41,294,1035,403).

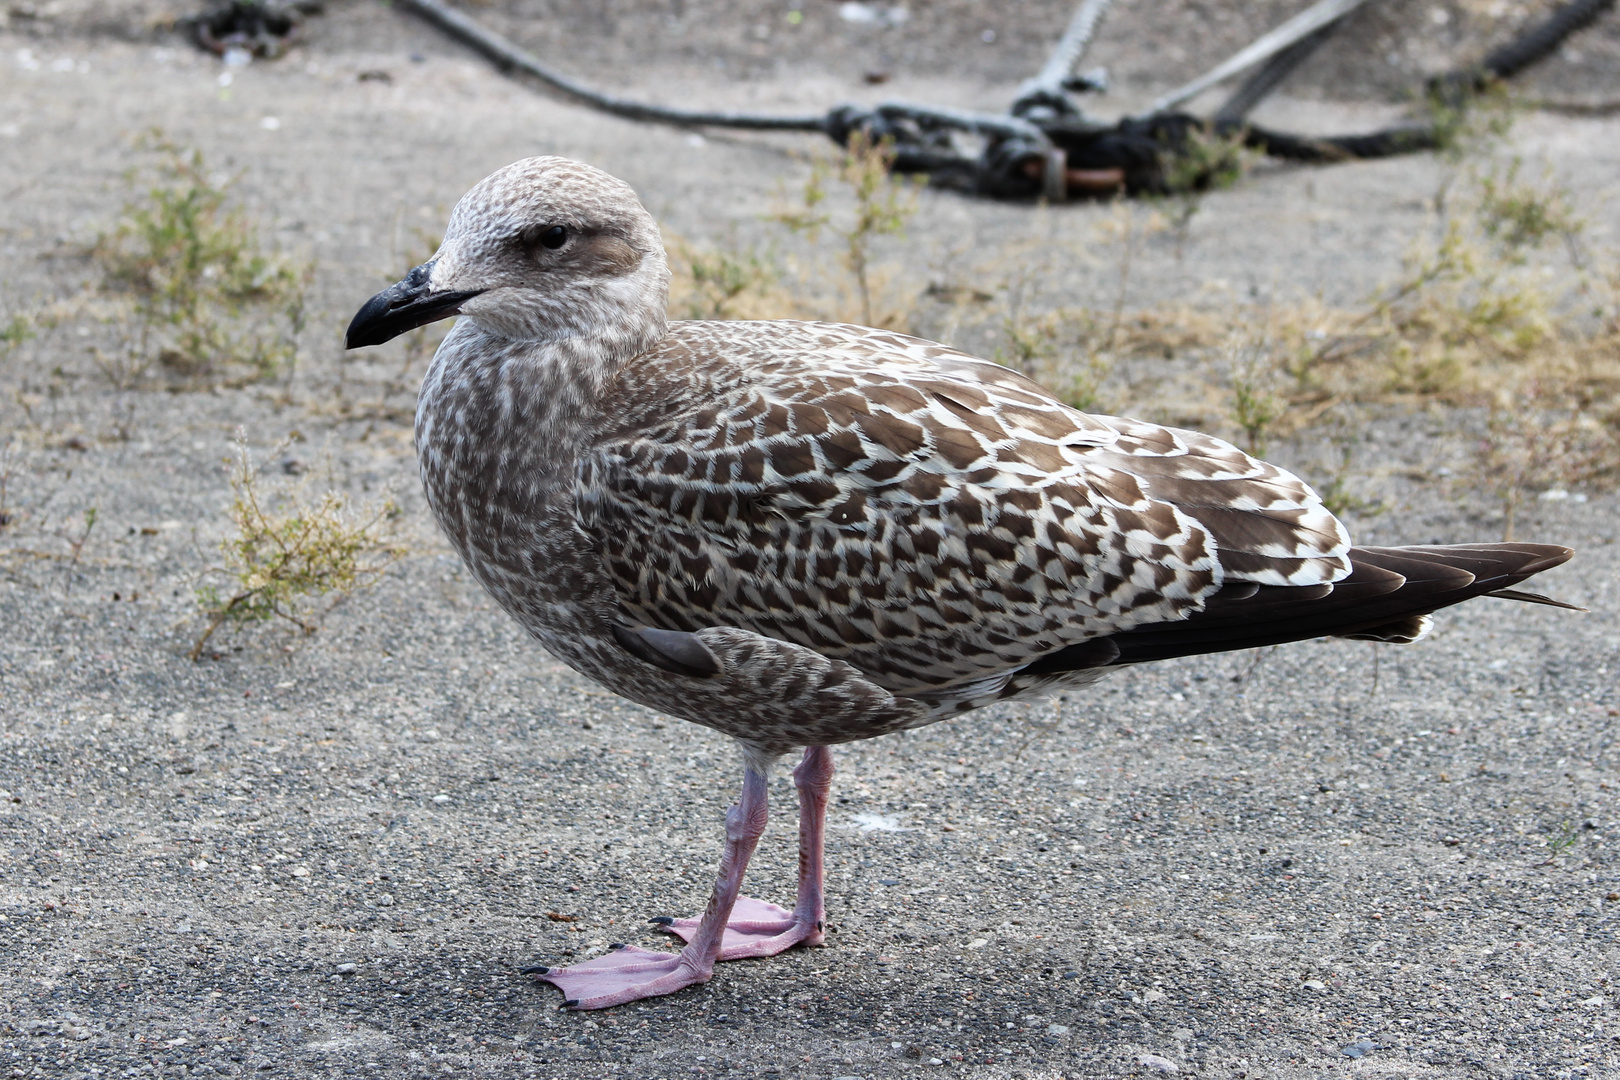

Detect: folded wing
577,321,1360,699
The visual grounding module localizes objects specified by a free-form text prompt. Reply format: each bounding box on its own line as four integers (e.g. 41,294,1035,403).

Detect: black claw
649,916,674,926
520,965,551,976
609,942,627,951
561,999,580,1010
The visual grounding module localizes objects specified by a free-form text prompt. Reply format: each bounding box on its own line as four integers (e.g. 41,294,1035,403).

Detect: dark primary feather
1484,587,1586,611
1023,542,1574,674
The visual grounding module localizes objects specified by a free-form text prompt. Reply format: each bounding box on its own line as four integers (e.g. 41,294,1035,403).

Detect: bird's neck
416,319,653,490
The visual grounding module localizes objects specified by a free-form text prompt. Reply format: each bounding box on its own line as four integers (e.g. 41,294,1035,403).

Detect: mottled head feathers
429,157,671,351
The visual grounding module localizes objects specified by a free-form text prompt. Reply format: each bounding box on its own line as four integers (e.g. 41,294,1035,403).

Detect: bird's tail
1025,543,1576,673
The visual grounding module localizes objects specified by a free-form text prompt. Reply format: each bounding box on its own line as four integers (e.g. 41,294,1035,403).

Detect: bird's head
345,156,671,353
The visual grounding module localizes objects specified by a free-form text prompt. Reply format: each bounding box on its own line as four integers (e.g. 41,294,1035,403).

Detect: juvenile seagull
346,157,1574,1010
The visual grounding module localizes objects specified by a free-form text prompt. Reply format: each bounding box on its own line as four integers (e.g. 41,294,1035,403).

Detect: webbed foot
653,894,823,960
528,944,711,1010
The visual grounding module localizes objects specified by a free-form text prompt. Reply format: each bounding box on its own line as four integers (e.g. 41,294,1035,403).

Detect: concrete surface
2,3,1618,1078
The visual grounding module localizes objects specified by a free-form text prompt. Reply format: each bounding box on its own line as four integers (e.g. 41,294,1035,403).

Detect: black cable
1476,0,1615,82
393,0,1616,202
1239,122,1436,163
1247,0,1617,167
1212,23,1341,125
395,0,828,132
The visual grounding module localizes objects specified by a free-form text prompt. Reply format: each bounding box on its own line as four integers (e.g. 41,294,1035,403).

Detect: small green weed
774,131,921,328
1427,81,1516,214
1316,450,1379,519
1160,124,1251,255
1227,344,1285,456
996,307,1112,412
191,436,406,660
668,235,780,321
1313,413,1386,520
1162,124,1251,196
1428,81,1515,155
1475,156,1584,259
95,133,311,389
0,312,33,354
997,308,1059,381
1353,207,1556,398
1539,819,1581,866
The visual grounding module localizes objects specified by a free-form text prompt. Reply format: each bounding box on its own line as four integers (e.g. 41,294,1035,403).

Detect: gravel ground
2,3,1619,1078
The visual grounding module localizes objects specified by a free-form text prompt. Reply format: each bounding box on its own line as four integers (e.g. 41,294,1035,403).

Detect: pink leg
529,767,769,1009
657,745,833,960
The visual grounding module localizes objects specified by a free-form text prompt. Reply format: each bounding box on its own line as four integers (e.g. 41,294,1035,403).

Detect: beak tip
343,271,480,350
344,288,398,350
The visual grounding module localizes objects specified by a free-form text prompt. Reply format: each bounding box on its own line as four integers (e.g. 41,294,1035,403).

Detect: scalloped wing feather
576,321,1349,697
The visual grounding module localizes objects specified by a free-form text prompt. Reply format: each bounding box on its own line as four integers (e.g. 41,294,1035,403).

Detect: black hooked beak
343,260,484,349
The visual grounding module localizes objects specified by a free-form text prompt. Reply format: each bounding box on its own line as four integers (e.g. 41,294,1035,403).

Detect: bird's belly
419,456,954,748
418,481,774,735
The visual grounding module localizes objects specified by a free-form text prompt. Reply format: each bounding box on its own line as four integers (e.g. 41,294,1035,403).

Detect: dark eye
538,225,568,250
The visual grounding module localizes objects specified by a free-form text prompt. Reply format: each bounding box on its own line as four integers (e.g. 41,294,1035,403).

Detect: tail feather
1023,542,1574,674
1485,587,1587,611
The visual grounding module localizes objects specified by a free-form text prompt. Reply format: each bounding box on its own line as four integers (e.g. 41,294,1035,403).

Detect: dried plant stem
191,435,405,660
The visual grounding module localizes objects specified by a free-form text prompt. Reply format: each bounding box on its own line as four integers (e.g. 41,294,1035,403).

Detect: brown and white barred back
404,157,1569,757
576,320,1350,700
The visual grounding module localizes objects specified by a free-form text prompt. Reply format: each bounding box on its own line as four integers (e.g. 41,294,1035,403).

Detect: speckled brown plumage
577,320,1362,704
348,156,1574,1010
415,309,1381,756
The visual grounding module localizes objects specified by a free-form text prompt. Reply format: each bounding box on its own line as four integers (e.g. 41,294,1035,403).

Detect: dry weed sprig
1158,125,1253,257
94,132,312,389
1093,202,1168,352
666,233,786,322
1464,382,1618,541
191,436,407,660
1227,344,1285,457
773,132,922,328
58,507,98,596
